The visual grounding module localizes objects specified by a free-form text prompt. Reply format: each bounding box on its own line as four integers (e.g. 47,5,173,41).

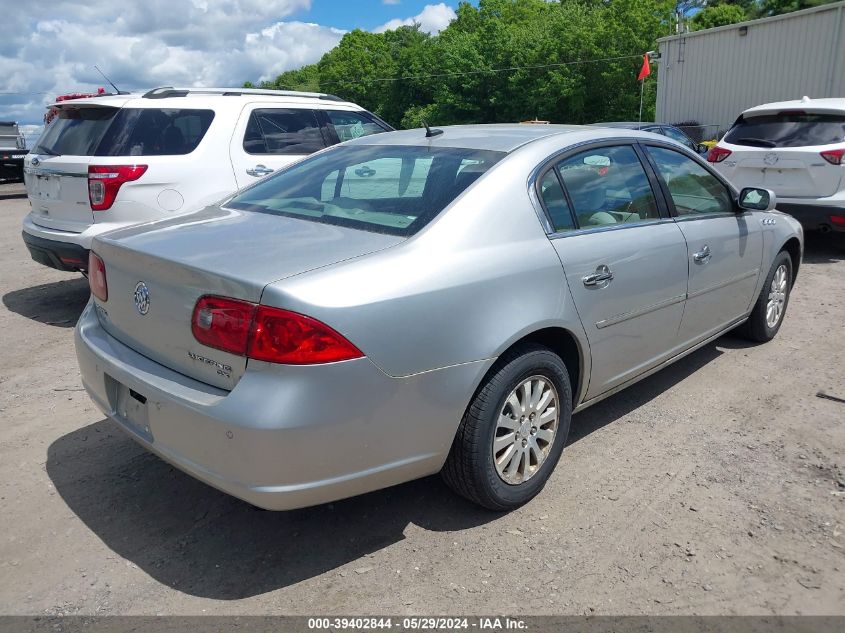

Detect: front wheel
739,251,793,342
441,344,572,510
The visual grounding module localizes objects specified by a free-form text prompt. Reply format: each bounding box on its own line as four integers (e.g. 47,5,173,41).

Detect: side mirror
738,187,777,212
697,143,709,155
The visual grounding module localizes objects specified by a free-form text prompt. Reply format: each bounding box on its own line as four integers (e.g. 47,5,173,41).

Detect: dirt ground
0,180,843,616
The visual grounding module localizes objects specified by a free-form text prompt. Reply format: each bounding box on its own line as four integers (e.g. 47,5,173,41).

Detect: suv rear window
228,145,505,236
34,107,215,156
724,112,845,148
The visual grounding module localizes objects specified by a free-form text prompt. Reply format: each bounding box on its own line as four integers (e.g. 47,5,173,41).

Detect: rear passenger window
557,146,660,227
538,170,575,232
243,109,326,155
88,108,215,156
646,146,734,216
325,110,388,142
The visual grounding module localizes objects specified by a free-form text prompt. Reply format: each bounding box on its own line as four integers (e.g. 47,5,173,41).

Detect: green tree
690,3,748,29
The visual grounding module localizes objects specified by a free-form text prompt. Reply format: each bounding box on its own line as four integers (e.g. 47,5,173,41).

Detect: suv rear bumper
777,202,845,233
21,230,89,272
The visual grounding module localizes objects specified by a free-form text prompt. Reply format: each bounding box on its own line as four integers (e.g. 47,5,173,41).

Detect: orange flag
637,53,650,81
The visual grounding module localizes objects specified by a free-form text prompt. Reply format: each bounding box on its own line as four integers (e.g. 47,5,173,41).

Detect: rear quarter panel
261,146,591,380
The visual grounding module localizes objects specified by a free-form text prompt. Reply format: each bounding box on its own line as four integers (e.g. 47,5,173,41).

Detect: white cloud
0,0,341,127
375,3,456,35
382,0,402,5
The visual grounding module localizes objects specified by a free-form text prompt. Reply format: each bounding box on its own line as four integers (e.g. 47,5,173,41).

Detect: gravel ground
1,181,843,616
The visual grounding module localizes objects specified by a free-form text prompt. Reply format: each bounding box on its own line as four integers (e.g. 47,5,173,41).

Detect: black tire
441,344,572,511
738,250,793,343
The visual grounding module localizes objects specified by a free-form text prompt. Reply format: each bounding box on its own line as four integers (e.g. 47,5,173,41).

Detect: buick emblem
763,152,779,166
133,281,150,315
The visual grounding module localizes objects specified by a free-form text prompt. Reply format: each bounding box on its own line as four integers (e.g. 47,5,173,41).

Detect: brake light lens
191,296,363,365
820,149,845,166
830,214,845,226
88,165,148,210
191,296,256,355
707,146,732,163
249,305,363,364
88,252,108,301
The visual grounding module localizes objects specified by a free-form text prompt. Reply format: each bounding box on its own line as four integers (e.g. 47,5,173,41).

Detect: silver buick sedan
75,124,803,511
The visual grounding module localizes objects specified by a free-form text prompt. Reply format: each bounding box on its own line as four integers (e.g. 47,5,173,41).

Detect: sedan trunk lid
92,205,403,390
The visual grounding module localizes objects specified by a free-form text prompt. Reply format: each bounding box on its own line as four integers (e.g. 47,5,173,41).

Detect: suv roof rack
141,86,346,102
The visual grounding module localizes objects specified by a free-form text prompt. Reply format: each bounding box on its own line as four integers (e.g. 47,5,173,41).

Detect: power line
263,53,645,90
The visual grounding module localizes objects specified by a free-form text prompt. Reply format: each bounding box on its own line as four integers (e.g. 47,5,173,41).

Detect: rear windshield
34,107,215,156
227,144,505,236
724,112,845,148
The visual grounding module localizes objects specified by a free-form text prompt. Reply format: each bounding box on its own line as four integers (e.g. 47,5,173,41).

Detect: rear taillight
830,215,845,226
191,296,363,365
248,305,363,364
191,296,256,355
88,252,108,301
820,149,845,166
707,146,732,163
88,165,148,211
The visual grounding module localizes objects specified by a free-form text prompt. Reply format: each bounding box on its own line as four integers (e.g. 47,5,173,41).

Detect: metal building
656,1,845,138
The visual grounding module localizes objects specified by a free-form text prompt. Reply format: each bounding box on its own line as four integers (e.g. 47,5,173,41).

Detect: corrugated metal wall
656,1,845,135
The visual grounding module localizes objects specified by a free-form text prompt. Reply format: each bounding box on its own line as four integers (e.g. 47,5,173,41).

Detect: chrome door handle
246,164,274,177
693,245,711,263
582,265,613,287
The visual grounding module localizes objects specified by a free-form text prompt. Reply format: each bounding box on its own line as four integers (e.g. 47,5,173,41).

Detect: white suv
22,87,392,271
708,97,845,236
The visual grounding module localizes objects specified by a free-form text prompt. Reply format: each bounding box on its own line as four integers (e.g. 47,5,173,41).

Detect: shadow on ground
47,336,732,600
2,277,89,328
0,189,27,200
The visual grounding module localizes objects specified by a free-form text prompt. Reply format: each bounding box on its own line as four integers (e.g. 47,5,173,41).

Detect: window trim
530,139,672,240
639,141,745,221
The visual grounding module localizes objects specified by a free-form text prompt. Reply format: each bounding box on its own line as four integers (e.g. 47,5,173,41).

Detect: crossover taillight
830,215,845,227
820,149,845,166
707,146,732,163
190,296,363,365
88,252,108,301
88,165,148,211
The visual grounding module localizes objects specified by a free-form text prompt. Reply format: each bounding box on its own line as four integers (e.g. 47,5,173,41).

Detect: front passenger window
646,146,734,216
557,145,660,227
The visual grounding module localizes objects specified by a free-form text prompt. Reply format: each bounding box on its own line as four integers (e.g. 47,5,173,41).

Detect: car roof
46,88,362,110
742,97,845,117
344,123,601,153
588,122,661,130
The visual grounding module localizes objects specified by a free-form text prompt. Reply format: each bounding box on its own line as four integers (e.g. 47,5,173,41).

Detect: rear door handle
246,164,274,177
693,245,711,263
582,265,613,287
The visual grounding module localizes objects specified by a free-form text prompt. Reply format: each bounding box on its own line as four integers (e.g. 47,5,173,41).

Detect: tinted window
538,170,575,232
647,146,733,216
557,145,660,227
229,145,505,236
662,126,696,151
34,107,118,156
325,110,388,142
243,109,325,155
33,107,215,156
724,113,845,148
96,108,214,156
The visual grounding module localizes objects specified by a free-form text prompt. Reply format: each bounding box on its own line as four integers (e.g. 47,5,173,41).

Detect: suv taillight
707,146,732,163
820,149,845,166
88,252,108,301
191,296,363,365
88,165,147,211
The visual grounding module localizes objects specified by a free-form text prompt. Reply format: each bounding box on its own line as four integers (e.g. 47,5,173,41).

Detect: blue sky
1,1,464,140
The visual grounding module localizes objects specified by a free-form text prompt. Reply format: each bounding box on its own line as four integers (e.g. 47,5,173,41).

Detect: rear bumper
21,229,89,272
776,201,845,233
74,303,488,510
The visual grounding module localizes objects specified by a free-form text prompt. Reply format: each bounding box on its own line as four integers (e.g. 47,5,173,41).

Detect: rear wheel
441,344,572,510
739,251,793,342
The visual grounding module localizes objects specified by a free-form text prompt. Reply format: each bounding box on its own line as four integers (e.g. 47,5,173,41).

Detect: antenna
422,119,443,138
94,65,124,94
